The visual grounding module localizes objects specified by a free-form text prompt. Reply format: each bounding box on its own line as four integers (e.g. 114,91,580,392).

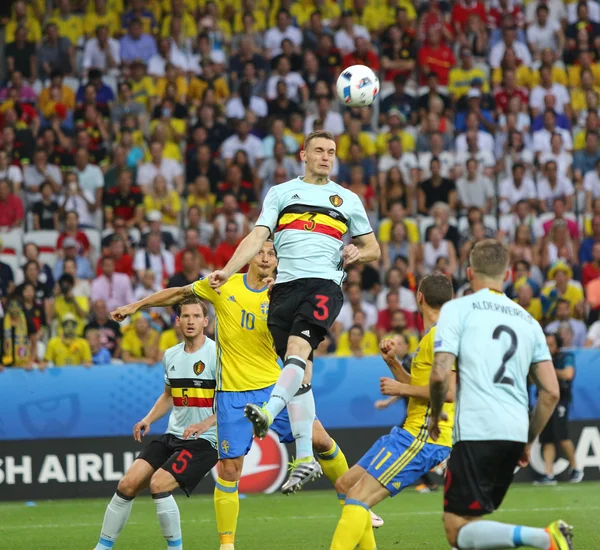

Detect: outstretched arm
209,226,271,288
111,285,196,321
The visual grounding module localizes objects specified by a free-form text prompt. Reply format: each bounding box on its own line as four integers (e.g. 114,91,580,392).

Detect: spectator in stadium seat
575,134,600,185
258,140,299,193
32,180,59,231
138,141,184,194
22,242,53,290
63,257,91,299
582,241,600,287
334,10,370,56
121,312,161,364
49,0,84,47
542,197,580,239
220,119,264,169
57,211,90,254
541,219,579,270
86,328,112,365
542,260,585,319
545,298,587,347
265,8,303,58
0,239,15,305
333,282,378,339
514,282,543,323
508,224,540,267
538,134,573,182
213,194,249,242
72,149,104,217
376,291,417,339
213,220,242,269
186,144,223,193
489,17,532,69
216,166,257,216
499,162,538,213
186,176,217,224
140,211,177,252
532,110,574,156
342,36,380,73
417,28,455,86
0,71,36,103
143,175,182,226
537,160,575,212
98,235,134,278
134,232,175,289
418,158,458,214
169,248,204,288
91,256,134,314
304,95,344,136
383,309,419,352
265,56,307,103
339,142,376,188
82,22,121,76
83,0,119,38
455,158,495,214
375,266,417,313
23,148,62,204
20,281,47,340
421,225,458,276
0,179,24,230
43,314,92,368
103,172,144,230
226,80,268,121
335,324,378,358
527,4,564,57
53,237,94,281
84,299,122,358
530,66,572,119
579,216,600,264
174,227,213,273
53,273,90,337
5,1,41,46
378,75,415,126
37,23,74,80
120,18,157,65
148,37,188,77
60,172,96,228
2,296,36,369
499,200,544,244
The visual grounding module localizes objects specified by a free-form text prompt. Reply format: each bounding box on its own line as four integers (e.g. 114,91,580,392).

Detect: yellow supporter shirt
192,274,281,391
382,0,417,23
402,326,455,447
159,328,181,351
567,64,600,88
570,86,600,112
234,9,267,34
54,296,90,336
122,327,160,358
448,67,489,99
86,0,124,15
376,131,415,155
542,283,585,316
156,76,189,99
335,330,380,357
5,19,42,43
130,77,157,109
513,298,543,322
337,132,376,161
144,191,182,225
161,0,200,14
378,217,419,244
188,77,230,103
39,85,76,118
84,12,121,37
290,0,341,26
49,15,85,46
187,193,217,219
45,337,92,366
161,13,197,39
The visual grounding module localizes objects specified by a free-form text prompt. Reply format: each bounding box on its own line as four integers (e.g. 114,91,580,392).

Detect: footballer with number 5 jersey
94,297,218,550
208,130,381,494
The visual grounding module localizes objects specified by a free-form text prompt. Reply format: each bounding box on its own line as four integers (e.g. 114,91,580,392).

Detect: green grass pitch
2,483,600,549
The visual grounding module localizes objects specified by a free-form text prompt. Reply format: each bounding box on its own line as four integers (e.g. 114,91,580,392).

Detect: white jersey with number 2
434,288,551,444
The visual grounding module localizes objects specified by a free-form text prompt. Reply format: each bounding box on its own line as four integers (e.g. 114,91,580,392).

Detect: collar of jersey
243,273,268,293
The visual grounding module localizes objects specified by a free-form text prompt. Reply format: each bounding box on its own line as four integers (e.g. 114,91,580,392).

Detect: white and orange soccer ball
336,64,379,107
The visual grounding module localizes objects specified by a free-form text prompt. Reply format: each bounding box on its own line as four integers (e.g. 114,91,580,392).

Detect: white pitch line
2,505,599,531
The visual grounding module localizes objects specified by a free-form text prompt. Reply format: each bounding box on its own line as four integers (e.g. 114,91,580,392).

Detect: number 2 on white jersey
492,325,517,387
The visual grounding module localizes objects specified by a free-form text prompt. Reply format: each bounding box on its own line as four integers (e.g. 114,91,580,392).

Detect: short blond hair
305,130,335,149
469,239,509,279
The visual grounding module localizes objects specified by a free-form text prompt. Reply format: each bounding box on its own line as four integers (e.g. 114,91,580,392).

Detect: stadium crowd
1,0,600,369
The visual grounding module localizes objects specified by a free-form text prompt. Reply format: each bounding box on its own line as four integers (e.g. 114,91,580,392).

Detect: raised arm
208,225,271,289
379,338,411,383
111,284,196,321
343,232,381,267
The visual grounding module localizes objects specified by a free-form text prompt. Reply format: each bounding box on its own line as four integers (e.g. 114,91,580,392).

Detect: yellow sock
331,500,371,550
214,477,239,546
318,440,349,486
358,516,377,550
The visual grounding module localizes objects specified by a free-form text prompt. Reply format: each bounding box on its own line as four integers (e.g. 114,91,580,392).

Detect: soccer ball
336,65,379,107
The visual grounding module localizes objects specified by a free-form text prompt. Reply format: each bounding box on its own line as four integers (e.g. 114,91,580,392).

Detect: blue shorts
215,386,295,459
357,426,450,497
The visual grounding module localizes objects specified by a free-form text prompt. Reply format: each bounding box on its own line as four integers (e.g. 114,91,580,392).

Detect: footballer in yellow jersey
331,273,456,550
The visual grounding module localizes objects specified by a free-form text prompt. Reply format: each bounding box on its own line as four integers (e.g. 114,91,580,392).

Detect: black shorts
268,277,343,360
444,440,525,517
539,400,570,444
137,434,218,496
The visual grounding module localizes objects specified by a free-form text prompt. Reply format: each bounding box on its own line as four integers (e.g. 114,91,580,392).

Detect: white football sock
153,493,183,549
95,491,134,549
457,521,551,549
265,356,306,420
288,384,316,460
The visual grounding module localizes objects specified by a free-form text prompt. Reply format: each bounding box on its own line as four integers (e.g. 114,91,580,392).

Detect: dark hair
175,295,209,317
59,273,74,286
349,324,364,335
515,259,531,272
547,331,563,349
418,271,454,309
556,298,571,309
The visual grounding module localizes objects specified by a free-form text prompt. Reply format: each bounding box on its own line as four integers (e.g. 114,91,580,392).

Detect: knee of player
149,469,174,494
117,474,143,498
334,474,349,495
311,427,333,454
218,458,243,482
286,337,312,360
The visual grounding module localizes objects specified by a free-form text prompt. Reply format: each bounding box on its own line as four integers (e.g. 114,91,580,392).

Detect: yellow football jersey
402,326,455,447
192,274,281,391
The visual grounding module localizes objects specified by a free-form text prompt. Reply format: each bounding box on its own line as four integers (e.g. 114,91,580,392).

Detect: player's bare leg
94,459,154,549
331,473,390,549
214,457,244,550
149,468,184,550
443,511,574,550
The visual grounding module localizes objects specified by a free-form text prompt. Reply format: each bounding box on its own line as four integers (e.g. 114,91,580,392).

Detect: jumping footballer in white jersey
95,297,217,550
208,130,380,493
428,239,574,550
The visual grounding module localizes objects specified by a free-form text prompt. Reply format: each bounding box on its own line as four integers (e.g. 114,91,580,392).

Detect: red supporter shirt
214,241,239,269
417,45,456,85
342,50,381,72
494,87,529,114
57,231,90,253
0,194,24,228
174,246,214,272
488,5,524,29
582,262,600,287
96,254,134,277
217,181,257,215
104,187,143,221
377,308,419,333
451,1,487,31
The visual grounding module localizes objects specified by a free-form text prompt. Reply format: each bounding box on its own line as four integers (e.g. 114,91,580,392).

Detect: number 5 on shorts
314,295,329,321
172,449,192,474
